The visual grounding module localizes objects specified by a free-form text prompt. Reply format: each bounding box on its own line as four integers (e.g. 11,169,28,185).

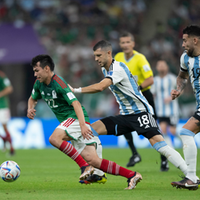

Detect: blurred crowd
0,0,199,118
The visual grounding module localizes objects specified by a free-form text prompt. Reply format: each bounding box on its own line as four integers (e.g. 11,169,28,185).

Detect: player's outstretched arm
27,96,37,119
74,78,112,94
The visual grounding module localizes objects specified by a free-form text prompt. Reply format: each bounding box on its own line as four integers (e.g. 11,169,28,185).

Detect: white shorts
56,118,96,154
0,108,10,124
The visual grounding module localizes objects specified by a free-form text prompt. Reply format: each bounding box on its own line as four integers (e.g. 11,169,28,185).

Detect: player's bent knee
84,155,101,168
49,135,57,146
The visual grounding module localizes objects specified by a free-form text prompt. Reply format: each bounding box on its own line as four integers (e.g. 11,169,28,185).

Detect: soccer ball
0,161,20,182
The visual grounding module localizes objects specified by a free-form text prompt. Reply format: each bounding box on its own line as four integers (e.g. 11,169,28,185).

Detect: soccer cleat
9,149,15,156
171,177,198,190
79,165,94,180
126,154,141,167
79,174,107,184
125,172,142,190
160,161,169,172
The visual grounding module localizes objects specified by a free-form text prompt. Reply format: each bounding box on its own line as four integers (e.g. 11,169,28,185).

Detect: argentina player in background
70,40,190,188
151,60,179,150
171,25,200,190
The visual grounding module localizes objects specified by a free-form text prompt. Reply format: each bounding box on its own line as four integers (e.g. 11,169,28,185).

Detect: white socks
93,136,104,176
181,135,197,183
157,144,187,175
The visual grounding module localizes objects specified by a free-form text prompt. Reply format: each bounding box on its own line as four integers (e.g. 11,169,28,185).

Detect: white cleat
79,166,94,180
125,172,142,190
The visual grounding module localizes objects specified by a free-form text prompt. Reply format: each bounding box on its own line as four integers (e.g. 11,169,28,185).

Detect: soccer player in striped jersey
71,40,189,188
151,60,179,169
114,31,162,169
0,71,14,155
28,54,142,190
171,25,200,190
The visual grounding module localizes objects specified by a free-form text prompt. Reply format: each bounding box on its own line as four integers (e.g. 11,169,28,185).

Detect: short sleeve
138,55,153,79
106,64,124,85
59,85,78,105
31,80,42,100
180,53,188,71
3,77,11,87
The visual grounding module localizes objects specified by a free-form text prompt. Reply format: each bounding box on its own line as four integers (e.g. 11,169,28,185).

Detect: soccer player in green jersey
0,71,14,155
28,54,142,189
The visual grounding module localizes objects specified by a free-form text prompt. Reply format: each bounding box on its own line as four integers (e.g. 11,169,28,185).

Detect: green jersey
31,74,90,123
0,71,11,109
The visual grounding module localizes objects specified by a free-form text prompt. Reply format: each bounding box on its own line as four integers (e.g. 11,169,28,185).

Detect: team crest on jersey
52,90,57,98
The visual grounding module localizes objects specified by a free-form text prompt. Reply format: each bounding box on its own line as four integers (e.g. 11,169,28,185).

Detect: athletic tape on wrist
74,87,82,93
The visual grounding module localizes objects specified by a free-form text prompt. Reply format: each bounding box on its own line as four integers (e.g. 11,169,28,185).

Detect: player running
70,40,190,188
27,54,142,190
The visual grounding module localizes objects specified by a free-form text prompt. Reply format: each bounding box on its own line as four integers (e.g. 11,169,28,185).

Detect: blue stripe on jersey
155,78,159,112
161,79,165,115
194,57,200,105
168,76,173,115
119,62,151,113
102,68,106,77
110,85,129,114
184,54,189,71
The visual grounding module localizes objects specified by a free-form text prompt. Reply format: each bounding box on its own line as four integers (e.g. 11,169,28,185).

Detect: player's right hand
171,89,181,100
68,84,74,92
27,108,36,119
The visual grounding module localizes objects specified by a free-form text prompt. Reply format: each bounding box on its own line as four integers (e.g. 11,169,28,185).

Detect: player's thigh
169,126,176,135
183,116,200,134
148,134,165,146
51,128,69,140
91,120,107,135
0,108,10,125
159,121,168,134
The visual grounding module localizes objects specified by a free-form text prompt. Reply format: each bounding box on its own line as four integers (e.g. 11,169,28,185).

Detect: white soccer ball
0,161,21,182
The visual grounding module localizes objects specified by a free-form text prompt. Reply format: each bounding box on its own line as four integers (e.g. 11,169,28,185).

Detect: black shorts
100,112,162,139
142,89,157,120
193,110,200,121
157,117,177,127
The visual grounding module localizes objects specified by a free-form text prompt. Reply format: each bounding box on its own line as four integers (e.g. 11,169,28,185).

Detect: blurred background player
114,32,168,171
0,70,14,155
151,59,179,171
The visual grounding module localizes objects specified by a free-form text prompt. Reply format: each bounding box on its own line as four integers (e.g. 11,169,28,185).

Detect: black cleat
160,161,169,172
171,177,198,190
126,154,141,167
79,174,107,184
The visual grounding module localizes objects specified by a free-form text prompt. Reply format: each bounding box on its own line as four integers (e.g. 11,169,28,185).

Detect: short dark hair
183,25,200,37
31,54,55,71
93,40,112,52
119,31,134,41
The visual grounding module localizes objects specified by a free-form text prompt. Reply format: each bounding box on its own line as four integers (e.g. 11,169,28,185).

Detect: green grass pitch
0,148,199,200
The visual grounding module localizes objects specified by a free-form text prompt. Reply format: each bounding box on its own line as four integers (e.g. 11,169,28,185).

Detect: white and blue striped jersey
180,52,200,110
151,74,179,118
101,59,154,115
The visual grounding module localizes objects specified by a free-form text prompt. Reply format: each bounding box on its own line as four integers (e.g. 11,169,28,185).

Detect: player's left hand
171,89,181,100
81,124,94,140
27,108,36,119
